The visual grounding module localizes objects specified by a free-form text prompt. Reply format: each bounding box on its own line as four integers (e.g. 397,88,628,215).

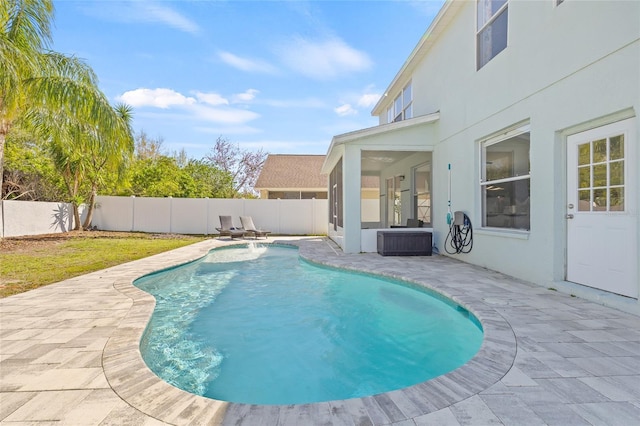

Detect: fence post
168,196,172,234
312,199,315,235
131,196,135,232
205,198,209,235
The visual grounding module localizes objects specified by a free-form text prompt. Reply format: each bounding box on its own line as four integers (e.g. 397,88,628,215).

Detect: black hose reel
444,211,473,254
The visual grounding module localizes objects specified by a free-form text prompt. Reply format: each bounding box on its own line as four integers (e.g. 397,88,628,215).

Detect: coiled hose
444,213,473,254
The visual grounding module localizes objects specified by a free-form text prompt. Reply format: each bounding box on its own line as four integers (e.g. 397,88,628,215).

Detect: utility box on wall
376,231,432,256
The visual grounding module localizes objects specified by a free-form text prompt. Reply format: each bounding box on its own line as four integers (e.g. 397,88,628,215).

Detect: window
387,82,413,123
329,159,343,230
394,95,403,122
477,0,508,69
385,176,402,227
402,82,413,120
480,126,530,230
413,163,431,225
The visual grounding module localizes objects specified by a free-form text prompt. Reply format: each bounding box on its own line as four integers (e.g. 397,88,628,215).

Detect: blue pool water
136,244,483,405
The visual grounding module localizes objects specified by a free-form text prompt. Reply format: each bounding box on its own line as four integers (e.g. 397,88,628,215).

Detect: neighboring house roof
255,155,327,190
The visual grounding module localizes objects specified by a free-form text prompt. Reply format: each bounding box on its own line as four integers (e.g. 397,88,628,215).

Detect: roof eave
371,0,458,116
321,111,440,174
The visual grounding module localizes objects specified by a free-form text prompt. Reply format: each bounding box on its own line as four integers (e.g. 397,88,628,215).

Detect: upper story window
386,82,413,123
477,0,508,69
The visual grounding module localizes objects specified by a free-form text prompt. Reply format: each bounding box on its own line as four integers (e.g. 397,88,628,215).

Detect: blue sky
52,0,445,159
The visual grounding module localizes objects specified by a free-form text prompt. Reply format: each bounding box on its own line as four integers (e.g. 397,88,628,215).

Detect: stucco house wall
324,0,639,312
407,0,639,288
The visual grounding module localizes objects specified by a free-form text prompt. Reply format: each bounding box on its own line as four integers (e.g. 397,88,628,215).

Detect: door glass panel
610,161,624,186
575,132,626,213
578,143,590,165
592,164,607,187
610,187,624,211
593,188,607,211
610,135,624,160
578,166,590,188
578,190,591,211
593,139,607,163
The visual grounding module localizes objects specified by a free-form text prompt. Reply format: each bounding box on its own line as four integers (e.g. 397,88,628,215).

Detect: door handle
566,214,574,219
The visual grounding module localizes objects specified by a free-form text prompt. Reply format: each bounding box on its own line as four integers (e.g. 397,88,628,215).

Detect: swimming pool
135,244,483,405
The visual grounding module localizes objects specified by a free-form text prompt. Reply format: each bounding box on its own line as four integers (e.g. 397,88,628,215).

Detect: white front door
566,118,637,298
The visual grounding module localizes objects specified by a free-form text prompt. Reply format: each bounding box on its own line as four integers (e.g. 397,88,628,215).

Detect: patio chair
239,216,271,239
216,215,245,239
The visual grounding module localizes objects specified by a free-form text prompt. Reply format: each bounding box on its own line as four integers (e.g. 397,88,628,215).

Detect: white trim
333,112,439,145
479,123,531,231
321,112,440,174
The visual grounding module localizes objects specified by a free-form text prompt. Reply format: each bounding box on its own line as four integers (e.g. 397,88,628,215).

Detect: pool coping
102,238,516,425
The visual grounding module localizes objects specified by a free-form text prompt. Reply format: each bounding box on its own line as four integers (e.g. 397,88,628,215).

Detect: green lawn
0,232,208,298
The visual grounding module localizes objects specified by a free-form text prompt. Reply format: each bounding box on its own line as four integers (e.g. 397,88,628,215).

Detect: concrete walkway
1,237,639,425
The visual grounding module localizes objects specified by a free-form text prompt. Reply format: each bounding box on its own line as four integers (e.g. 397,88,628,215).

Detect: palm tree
1,0,129,210
1,0,54,195
80,103,134,229
25,97,134,230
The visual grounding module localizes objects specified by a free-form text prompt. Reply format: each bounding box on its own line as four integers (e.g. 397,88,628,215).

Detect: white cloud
232,89,260,104
120,88,196,109
234,139,330,154
195,126,262,135
144,3,200,34
335,104,357,117
119,87,260,125
191,104,260,125
357,93,381,108
218,51,277,73
276,36,372,79
261,98,326,108
80,1,199,34
408,0,446,18
195,92,229,106
333,88,381,117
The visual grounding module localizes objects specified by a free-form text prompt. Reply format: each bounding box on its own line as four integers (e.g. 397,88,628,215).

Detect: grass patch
0,232,208,298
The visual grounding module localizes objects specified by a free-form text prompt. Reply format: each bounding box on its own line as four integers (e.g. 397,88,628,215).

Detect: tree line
1,0,266,230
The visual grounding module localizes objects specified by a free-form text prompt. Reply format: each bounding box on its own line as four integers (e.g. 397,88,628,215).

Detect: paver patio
1,237,639,425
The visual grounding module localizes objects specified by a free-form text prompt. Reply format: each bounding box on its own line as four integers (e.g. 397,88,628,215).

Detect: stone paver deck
1,237,639,425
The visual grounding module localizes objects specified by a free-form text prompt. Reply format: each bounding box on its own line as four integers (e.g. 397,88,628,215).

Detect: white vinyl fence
1,197,329,238
0,200,86,238
92,196,328,236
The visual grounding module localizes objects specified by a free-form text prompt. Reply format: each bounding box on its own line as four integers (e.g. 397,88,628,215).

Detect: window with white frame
477,0,508,69
480,126,530,230
413,163,431,225
386,82,413,123
385,176,403,227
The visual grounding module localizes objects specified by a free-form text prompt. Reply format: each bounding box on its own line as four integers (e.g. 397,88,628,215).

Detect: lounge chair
239,216,271,239
216,215,245,239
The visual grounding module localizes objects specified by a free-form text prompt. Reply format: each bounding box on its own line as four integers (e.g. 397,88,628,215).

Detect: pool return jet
444,163,473,254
